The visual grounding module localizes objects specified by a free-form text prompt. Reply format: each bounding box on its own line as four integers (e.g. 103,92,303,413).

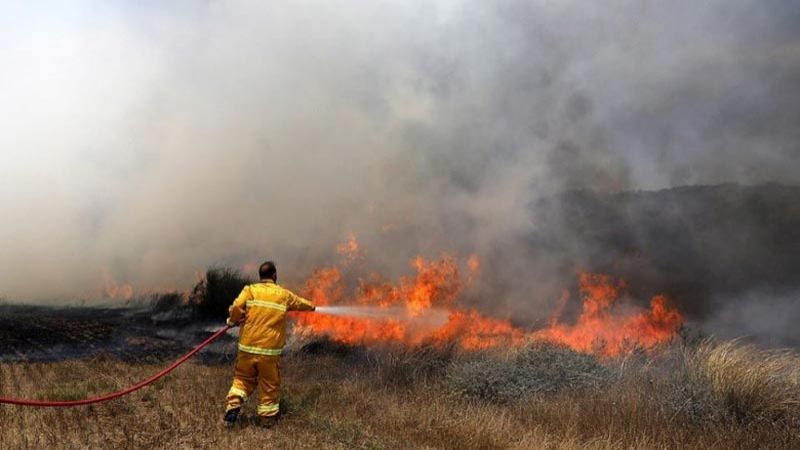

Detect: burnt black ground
0,304,236,364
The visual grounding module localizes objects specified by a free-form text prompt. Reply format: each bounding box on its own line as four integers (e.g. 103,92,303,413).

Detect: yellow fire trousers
226,352,281,417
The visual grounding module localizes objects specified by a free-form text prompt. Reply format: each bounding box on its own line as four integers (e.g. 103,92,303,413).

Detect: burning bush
534,273,684,357
447,342,611,403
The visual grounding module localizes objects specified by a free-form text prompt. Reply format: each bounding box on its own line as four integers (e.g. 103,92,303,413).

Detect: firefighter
223,261,315,428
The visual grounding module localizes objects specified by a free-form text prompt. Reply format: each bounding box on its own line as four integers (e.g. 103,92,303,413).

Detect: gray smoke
706,289,800,348
1,0,799,345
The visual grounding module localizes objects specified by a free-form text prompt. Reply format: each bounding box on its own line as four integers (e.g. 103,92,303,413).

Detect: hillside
533,184,800,311
476,184,800,347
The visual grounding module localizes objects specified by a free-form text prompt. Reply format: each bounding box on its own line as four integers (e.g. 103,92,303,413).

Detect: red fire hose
0,324,232,407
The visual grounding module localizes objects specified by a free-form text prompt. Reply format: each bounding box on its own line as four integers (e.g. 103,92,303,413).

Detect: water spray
207,305,449,334
315,305,449,327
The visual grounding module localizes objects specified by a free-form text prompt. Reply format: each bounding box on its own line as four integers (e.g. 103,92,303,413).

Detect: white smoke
1,0,798,303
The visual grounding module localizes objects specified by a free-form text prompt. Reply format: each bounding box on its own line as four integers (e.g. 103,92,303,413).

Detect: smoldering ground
1,1,799,345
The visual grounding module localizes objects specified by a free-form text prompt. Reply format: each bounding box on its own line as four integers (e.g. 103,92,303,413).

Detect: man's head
259,261,277,282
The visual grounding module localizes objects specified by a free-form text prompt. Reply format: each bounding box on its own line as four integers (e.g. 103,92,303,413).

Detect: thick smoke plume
1,1,799,345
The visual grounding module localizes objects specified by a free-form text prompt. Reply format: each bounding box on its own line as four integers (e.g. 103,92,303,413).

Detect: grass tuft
685,339,800,425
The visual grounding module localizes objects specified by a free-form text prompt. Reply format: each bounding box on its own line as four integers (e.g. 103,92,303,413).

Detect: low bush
448,341,611,403
376,342,458,386
614,349,720,426
194,267,253,319
297,337,359,358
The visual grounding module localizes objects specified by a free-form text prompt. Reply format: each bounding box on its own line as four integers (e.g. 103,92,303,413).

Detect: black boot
259,415,279,429
223,408,241,427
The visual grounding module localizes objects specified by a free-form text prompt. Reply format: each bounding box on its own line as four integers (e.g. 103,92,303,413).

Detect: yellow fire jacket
227,280,315,356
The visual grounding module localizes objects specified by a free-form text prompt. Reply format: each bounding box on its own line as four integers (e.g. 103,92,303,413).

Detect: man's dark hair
259,261,277,281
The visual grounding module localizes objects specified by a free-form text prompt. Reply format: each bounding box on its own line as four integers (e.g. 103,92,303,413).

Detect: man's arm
286,290,315,312
227,285,253,326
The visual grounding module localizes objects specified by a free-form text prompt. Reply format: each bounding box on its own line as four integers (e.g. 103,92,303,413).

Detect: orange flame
292,237,683,356
534,273,683,357
336,232,363,264
433,309,525,350
99,270,134,301
294,252,526,349
294,253,466,345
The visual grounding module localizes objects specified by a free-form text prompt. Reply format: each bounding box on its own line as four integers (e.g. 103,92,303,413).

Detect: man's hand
227,314,246,327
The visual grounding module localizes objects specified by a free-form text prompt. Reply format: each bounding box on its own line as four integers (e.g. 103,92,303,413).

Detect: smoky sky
1,0,799,302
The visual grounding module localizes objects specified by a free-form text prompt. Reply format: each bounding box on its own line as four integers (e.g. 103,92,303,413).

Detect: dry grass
685,339,800,425
1,339,799,449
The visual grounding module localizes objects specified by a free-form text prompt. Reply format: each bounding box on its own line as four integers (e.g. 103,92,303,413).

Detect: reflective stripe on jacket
227,280,315,355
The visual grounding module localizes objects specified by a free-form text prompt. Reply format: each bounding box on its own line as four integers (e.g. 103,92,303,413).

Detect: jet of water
315,305,449,327
205,305,449,334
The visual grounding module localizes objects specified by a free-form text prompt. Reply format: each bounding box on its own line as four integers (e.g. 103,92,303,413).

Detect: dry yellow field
1,340,799,450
